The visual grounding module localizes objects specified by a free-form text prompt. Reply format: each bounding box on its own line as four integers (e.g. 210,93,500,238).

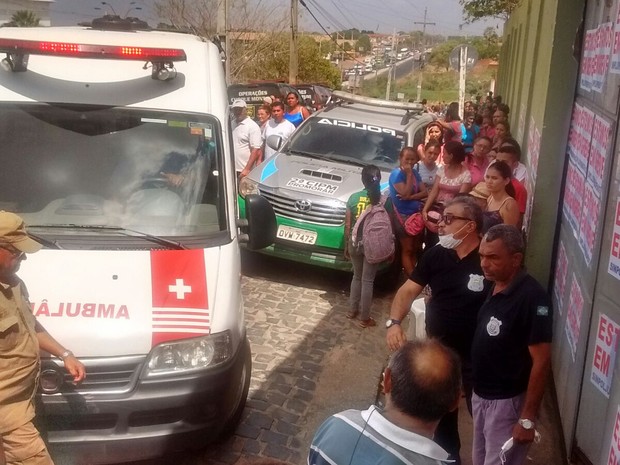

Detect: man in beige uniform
0,211,86,465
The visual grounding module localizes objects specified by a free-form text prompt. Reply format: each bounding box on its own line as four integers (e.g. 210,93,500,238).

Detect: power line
327,0,356,30
305,0,347,31
299,0,367,66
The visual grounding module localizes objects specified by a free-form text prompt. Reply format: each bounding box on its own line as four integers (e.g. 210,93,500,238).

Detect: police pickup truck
238,91,434,271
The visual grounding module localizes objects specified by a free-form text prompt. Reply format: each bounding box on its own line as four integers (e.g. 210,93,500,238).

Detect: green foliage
356,34,372,54
460,0,521,22
232,35,341,88
334,29,362,40
471,27,501,60
4,10,40,27
360,66,494,103
429,40,460,71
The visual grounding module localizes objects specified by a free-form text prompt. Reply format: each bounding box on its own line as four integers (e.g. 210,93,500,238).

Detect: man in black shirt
472,225,552,465
387,196,490,465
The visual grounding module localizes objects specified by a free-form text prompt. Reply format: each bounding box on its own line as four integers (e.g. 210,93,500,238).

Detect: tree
460,0,521,22
355,34,371,54
429,40,460,71
470,27,501,59
4,10,40,27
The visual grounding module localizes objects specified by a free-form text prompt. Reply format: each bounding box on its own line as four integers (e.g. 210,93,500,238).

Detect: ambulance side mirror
242,194,276,250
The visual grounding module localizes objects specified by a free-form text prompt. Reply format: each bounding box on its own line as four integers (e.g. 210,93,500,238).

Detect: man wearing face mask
386,196,491,465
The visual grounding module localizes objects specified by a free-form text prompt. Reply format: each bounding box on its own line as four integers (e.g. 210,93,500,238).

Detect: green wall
497,0,584,286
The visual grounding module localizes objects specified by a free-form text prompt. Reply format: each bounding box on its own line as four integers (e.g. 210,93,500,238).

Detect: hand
422,210,428,221
239,168,250,179
63,355,86,384
344,242,351,260
386,325,406,352
161,172,184,187
512,422,536,444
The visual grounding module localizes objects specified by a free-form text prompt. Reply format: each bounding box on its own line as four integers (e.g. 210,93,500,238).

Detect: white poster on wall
608,198,620,281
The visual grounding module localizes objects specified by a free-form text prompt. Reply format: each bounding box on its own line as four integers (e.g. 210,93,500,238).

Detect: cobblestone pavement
132,251,397,465
199,252,398,465
117,250,564,465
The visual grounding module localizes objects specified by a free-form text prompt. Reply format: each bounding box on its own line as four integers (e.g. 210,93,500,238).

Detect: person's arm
500,198,520,226
0,435,5,465
436,119,452,130
301,106,311,120
343,208,352,260
240,147,261,178
35,321,86,383
417,144,426,160
422,175,440,219
386,280,424,351
512,343,552,443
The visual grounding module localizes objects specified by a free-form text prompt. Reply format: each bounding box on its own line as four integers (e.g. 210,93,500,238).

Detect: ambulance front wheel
217,338,252,441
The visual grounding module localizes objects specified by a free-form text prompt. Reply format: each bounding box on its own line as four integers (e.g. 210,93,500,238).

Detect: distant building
0,0,53,27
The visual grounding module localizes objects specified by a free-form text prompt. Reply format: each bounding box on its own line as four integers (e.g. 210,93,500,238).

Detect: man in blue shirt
309,339,461,465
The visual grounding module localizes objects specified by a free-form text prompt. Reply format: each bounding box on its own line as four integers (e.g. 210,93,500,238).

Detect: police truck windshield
0,103,226,239
286,117,407,168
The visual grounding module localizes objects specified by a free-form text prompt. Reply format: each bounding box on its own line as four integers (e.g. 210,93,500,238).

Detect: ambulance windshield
0,103,226,239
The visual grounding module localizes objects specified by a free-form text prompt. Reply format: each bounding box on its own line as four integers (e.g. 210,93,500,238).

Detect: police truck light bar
0,38,187,63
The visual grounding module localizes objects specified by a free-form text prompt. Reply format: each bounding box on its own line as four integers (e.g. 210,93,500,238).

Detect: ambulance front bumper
39,337,250,464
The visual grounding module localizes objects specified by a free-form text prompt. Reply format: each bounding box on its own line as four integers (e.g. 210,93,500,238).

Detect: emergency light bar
0,38,187,63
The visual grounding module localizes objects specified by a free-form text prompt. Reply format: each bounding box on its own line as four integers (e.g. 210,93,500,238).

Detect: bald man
309,339,461,465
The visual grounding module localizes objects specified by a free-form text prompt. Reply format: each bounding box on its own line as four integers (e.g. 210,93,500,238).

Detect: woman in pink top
416,122,444,162
465,136,492,185
436,102,462,143
422,141,472,221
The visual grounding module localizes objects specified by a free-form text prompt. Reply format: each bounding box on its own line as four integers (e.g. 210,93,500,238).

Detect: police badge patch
467,274,485,292
486,316,502,336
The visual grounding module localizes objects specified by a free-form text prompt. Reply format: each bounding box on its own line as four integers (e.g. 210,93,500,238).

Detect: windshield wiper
27,232,63,249
28,224,187,250
288,149,334,162
323,154,369,167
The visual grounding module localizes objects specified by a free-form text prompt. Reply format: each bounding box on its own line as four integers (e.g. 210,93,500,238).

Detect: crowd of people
336,95,552,465
231,92,310,180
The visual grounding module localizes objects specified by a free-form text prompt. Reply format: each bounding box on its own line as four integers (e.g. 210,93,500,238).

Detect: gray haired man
472,225,552,465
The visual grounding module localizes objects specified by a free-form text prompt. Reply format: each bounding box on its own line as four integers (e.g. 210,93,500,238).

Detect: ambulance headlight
239,177,258,198
143,331,232,376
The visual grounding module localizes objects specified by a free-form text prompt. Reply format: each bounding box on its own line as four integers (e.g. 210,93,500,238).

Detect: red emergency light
0,38,187,62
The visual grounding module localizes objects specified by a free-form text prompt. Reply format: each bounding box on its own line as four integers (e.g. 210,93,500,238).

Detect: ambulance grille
299,169,343,182
259,190,346,226
44,356,145,395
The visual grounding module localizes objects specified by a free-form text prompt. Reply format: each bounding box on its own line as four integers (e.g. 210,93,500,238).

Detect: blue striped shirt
308,406,452,465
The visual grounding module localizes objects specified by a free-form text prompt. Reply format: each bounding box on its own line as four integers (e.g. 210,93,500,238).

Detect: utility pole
216,0,230,82
289,0,299,84
386,29,396,100
414,7,435,101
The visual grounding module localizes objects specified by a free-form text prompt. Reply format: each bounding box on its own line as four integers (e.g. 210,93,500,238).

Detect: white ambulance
0,17,275,464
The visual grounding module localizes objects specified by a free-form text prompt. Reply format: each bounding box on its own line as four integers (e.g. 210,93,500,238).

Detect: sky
47,0,502,37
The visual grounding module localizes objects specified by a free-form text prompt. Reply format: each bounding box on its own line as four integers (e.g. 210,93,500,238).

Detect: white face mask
438,223,470,249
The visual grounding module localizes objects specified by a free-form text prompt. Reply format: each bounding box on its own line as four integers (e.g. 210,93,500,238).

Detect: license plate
276,225,317,244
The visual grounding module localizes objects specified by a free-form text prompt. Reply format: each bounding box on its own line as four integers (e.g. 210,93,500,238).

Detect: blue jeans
348,240,379,321
472,392,530,465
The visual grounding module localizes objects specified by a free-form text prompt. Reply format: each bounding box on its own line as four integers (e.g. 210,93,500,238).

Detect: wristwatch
59,350,74,360
518,418,535,430
385,319,401,328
